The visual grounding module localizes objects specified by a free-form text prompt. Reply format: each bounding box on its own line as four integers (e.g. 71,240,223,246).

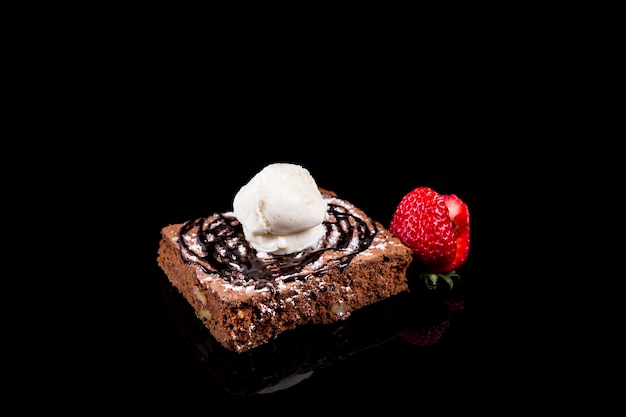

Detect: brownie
157,188,413,353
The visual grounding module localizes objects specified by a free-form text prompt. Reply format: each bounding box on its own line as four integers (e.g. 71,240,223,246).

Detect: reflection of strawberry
389,187,470,288
399,318,452,347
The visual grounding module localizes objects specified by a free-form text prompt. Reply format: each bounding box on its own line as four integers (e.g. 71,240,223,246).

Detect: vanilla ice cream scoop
233,163,328,254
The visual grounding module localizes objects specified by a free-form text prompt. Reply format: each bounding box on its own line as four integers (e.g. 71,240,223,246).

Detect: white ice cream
233,163,328,255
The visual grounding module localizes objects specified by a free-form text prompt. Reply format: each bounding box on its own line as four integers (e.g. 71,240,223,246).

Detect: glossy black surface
94,159,508,409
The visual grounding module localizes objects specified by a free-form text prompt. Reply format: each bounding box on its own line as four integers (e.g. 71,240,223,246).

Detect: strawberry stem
421,271,460,290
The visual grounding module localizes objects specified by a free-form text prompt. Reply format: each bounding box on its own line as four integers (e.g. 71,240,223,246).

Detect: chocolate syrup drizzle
177,199,378,293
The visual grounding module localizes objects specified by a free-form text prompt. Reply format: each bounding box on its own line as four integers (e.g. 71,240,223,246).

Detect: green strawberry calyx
421,271,460,290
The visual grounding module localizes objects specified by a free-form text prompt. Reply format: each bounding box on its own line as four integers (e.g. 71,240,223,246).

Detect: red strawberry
389,187,470,288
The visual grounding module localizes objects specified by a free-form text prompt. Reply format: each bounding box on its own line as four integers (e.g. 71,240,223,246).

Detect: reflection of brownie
158,273,463,395
157,189,413,353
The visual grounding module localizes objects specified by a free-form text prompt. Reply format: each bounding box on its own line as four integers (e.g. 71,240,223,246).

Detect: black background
14,28,598,412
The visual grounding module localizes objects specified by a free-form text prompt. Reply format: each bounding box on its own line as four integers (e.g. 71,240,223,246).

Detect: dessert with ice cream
157,162,413,352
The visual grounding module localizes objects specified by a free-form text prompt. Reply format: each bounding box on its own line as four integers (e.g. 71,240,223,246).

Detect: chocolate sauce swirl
176,197,378,292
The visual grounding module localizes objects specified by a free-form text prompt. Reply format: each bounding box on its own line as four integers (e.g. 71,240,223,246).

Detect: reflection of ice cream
233,163,328,255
